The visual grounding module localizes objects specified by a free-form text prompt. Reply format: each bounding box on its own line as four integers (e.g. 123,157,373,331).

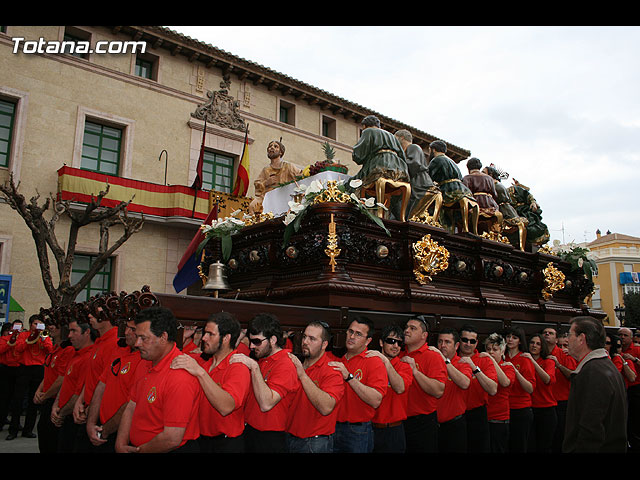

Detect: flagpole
192,118,207,218
233,124,249,197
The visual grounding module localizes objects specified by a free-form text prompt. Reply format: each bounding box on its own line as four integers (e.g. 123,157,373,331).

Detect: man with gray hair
563,316,627,452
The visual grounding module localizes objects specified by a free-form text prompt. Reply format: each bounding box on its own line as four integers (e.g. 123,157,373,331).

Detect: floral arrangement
196,210,248,261
282,178,390,246
552,241,598,281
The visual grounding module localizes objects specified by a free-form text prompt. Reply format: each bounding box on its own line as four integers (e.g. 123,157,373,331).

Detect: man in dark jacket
563,316,627,453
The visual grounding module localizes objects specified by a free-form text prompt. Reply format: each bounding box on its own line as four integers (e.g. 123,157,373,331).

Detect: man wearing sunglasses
328,316,388,453
400,316,447,453
368,324,413,453
458,324,498,454
285,321,344,453
229,312,299,453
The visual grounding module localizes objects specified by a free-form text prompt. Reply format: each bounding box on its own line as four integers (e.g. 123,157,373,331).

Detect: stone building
0,25,470,318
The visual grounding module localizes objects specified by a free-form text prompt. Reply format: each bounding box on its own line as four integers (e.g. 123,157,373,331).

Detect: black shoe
21,432,36,439
6,434,17,441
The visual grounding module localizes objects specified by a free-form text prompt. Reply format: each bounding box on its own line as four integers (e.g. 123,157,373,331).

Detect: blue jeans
286,433,334,453
333,422,374,453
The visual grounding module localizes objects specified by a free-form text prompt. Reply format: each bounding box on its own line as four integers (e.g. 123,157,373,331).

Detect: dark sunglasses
384,337,404,346
460,337,477,344
248,337,269,346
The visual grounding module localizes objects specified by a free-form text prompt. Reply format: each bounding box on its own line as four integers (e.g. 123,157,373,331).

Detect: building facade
0,25,470,319
587,230,640,326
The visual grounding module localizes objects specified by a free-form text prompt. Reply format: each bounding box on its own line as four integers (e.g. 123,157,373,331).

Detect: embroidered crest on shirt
147,386,157,403
120,362,131,375
353,368,363,381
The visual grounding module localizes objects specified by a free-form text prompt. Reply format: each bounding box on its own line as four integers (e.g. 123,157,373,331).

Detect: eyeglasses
248,337,269,346
384,337,404,346
460,337,477,344
346,329,366,339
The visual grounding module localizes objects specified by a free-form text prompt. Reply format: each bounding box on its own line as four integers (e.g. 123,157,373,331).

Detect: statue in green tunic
350,115,410,220
507,179,550,247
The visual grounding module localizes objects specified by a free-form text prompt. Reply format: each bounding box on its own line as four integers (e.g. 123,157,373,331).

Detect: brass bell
203,261,231,295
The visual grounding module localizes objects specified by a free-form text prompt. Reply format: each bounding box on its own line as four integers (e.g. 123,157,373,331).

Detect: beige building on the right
587,230,640,326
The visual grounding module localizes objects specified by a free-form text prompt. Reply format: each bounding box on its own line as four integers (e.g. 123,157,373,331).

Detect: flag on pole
172,202,218,293
232,125,250,197
192,119,207,191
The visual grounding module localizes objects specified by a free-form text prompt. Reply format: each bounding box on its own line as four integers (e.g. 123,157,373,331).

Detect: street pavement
0,415,41,454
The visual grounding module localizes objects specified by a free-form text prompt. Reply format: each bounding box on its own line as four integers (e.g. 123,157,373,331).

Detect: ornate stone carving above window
191,74,247,132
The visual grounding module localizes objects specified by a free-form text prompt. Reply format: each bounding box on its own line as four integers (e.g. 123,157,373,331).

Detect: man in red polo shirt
286,320,344,453
115,306,201,453
434,327,473,453
328,315,388,453
400,316,447,453
229,312,300,453
6,314,54,440
620,326,640,453
369,324,413,453
171,311,251,453
50,319,97,453
542,326,576,452
458,323,498,454
85,317,145,452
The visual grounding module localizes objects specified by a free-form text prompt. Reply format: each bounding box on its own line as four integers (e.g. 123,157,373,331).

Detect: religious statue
427,140,479,234
462,157,502,233
394,129,442,222
507,178,550,248
249,139,303,214
350,115,410,221
483,164,529,251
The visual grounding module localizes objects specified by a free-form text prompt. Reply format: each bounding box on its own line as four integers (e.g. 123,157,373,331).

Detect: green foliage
623,292,640,328
556,244,598,281
322,141,336,161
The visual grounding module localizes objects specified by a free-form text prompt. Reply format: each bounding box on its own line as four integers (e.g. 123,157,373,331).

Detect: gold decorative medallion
412,234,450,285
542,262,565,300
324,214,341,272
313,180,351,204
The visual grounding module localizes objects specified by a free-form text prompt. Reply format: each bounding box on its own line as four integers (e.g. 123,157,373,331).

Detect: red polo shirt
531,357,557,408
58,344,96,409
612,354,637,388
403,343,448,417
487,361,515,421
465,353,498,411
14,331,54,365
42,343,75,394
623,344,640,387
0,333,22,367
198,349,251,438
98,346,145,425
287,351,345,438
84,326,120,406
372,356,413,424
244,348,300,432
335,349,388,423
129,344,200,449
437,355,473,423
550,345,575,402
504,350,536,410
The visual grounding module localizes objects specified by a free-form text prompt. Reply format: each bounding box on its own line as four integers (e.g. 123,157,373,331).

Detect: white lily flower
364,197,376,208
288,201,305,214
283,212,297,226
349,193,360,203
349,178,363,188
306,180,324,195
376,202,388,211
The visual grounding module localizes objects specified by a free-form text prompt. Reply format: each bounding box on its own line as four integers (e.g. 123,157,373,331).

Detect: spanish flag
232,125,249,197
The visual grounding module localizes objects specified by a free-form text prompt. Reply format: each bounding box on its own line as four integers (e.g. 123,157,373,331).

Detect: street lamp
614,304,626,325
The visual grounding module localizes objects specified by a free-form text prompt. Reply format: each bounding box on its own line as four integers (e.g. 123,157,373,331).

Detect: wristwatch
345,373,354,382
445,359,451,365
473,367,481,375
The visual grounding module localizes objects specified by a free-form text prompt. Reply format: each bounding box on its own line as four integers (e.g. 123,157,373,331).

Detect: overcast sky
167,26,640,246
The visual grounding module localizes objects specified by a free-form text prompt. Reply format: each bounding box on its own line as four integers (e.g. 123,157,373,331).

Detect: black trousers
628,385,640,453
529,406,557,453
489,421,509,453
466,405,490,453
198,433,245,453
9,365,44,436
37,397,58,453
0,365,19,428
508,407,533,453
243,424,286,453
552,400,568,453
438,414,467,453
404,412,438,453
